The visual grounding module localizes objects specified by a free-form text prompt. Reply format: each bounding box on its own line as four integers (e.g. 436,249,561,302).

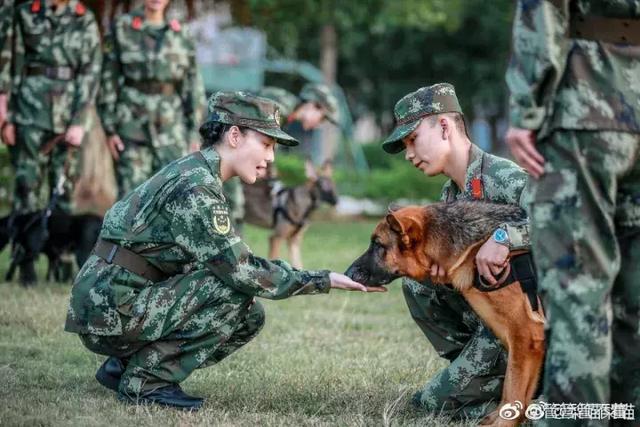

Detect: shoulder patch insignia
212,204,231,235
132,16,143,30
471,177,483,200
31,0,41,13
75,2,86,16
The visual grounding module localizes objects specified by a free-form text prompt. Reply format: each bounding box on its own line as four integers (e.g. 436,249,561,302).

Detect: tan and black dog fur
346,201,545,427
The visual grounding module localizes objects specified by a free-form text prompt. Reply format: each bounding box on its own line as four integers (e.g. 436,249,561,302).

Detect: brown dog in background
345,201,545,427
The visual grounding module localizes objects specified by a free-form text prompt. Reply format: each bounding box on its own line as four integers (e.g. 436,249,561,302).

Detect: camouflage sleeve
180,32,206,146
97,27,121,136
167,185,331,299
7,5,23,123
505,186,531,251
70,15,102,131
0,2,14,93
506,0,569,130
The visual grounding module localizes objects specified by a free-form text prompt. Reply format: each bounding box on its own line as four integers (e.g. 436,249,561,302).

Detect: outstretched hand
329,272,387,293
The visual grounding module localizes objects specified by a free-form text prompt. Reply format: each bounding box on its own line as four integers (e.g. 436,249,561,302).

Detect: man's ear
440,117,449,140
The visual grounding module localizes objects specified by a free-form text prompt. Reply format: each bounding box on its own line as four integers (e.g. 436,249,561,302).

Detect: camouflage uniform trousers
402,279,507,420
10,125,78,214
114,138,185,199
78,268,265,396
529,130,640,427
222,177,245,235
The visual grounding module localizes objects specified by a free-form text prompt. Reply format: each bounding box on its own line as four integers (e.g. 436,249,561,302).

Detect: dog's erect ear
305,160,318,181
385,211,423,248
320,159,333,177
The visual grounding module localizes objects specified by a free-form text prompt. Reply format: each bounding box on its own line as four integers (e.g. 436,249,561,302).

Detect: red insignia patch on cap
132,16,143,30
31,0,41,13
169,19,181,32
75,2,86,15
471,178,483,200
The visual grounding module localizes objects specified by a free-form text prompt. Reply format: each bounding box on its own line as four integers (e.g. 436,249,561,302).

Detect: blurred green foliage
275,143,448,202
240,0,515,130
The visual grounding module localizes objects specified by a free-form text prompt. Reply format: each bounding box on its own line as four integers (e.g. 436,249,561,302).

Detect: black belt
570,15,640,45
93,238,168,283
25,65,75,80
123,78,178,95
473,252,540,312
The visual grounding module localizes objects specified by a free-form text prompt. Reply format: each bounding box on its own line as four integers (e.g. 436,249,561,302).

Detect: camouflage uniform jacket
8,0,101,132
65,148,331,336
0,0,14,93
440,144,530,250
98,9,205,146
507,0,640,136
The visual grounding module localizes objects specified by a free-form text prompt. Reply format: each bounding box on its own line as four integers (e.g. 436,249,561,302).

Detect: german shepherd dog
268,160,338,268
345,201,545,427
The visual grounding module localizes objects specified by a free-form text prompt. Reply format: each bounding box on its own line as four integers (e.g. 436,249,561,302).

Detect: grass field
0,220,480,427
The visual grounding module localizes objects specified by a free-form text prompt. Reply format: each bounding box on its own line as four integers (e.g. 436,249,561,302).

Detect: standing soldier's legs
114,140,154,199
529,130,640,426
10,126,51,284
402,279,506,419
48,143,79,213
79,269,262,398
12,125,49,214
610,226,640,424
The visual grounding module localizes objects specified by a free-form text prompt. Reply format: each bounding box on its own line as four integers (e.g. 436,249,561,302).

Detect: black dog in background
0,211,102,286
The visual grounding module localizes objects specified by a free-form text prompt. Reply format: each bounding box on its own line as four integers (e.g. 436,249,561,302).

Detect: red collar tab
132,16,143,30
31,0,41,13
169,19,181,32
471,178,483,200
75,2,86,15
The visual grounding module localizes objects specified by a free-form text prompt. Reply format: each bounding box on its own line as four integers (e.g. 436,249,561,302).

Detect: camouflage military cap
382,83,463,154
258,87,300,118
299,83,340,125
205,91,299,146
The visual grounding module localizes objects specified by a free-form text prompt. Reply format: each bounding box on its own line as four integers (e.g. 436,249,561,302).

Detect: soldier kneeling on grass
64,92,385,411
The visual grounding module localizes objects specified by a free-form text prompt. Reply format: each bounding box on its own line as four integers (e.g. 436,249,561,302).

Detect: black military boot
95,357,127,391
118,384,204,411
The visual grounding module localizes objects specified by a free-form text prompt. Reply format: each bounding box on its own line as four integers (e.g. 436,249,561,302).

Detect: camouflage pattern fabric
98,9,206,197
65,147,330,395
507,0,640,137
8,0,101,132
205,91,298,145
10,125,78,213
404,144,530,419
382,83,463,154
0,0,14,93
7,0,100,214
508,1,640,424
528,131,640,426
258,86,300,118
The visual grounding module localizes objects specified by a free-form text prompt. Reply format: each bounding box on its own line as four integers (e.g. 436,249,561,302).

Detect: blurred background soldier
98,0,206,199
506,0,640,424
0,0,101,286
0,0,14,128
235,82,341,231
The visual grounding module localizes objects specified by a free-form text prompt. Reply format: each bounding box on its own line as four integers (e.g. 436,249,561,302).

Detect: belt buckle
58,67,72,80
106,245,118,264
